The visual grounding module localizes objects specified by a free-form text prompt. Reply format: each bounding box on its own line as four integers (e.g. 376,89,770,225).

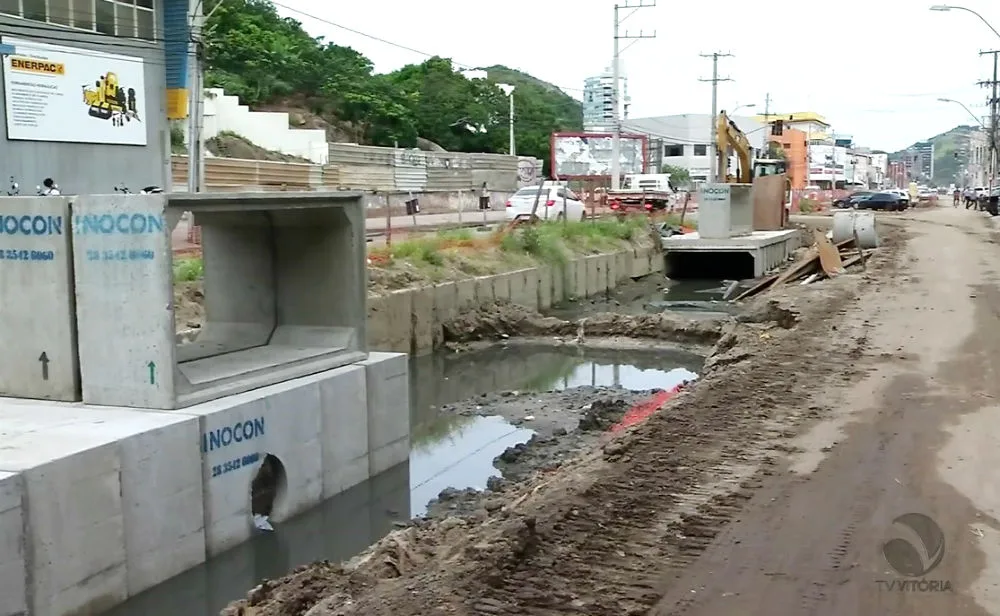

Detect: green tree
200,0,582,156
661,164,691,187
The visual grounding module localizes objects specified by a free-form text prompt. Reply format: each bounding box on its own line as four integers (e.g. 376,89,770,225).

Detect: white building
869,152,889,187
963,129,989,187
582,66,630,132
622,114,767,182
808,143,850,188
845,150,871,187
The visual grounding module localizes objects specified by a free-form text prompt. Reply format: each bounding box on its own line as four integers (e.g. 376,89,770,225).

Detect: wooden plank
814,229,845,277
733,274,779,301
772,246,820,287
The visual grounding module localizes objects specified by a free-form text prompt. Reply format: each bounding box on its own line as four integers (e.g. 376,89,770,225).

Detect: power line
267,0,586,95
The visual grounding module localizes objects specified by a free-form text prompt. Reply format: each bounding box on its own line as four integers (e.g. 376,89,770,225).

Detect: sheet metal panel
393,149,427,193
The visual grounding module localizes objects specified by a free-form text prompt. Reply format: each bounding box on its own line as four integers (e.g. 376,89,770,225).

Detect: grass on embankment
367,216,665,292
171,214,693,293
173,257,204,282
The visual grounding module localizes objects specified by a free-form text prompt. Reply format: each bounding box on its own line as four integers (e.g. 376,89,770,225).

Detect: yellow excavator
716,110,787,183
716,110,791,224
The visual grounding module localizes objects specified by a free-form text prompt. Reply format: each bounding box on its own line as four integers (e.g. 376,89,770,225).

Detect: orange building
765,127,809,190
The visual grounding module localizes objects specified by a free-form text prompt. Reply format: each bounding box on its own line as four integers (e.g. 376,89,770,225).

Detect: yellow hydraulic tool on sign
82,72,127,120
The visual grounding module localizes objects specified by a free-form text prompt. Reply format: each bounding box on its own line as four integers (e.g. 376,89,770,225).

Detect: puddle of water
548,277,736,320
105,345,701,615
410,415,534,517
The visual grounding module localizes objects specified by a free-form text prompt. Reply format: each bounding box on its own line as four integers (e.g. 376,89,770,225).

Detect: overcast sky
272,0,997,152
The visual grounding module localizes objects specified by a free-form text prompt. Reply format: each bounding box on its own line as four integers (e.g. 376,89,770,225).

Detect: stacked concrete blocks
366,245,663,355
72,192,369,409
508,268,539,311
0,472,25,616
0,196,79,402
188,363,368,556
536,266,553,310
71,193,177,409
0,401,203,616
362,352,410,476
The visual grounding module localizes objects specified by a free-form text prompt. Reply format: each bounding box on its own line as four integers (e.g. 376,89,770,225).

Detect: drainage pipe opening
250,453,287,520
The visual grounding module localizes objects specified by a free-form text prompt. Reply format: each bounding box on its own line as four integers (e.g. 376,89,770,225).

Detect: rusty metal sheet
338,164,395,192
426,167,473,191
328,143,394,166
465,152,519,171
170,155,322,192
321,165,340,188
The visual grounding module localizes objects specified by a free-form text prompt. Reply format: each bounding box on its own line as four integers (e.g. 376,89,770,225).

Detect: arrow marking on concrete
147,361,156,385
39,352,49,380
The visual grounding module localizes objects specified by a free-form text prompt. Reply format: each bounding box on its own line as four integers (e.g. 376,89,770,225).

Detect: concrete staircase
195,88,329,164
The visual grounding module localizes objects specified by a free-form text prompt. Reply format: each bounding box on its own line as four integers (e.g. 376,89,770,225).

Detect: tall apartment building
906,142,935,180
582,66,630,132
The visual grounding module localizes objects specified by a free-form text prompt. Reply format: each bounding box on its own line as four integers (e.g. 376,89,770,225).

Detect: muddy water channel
548,277,739,321
105,345,703,616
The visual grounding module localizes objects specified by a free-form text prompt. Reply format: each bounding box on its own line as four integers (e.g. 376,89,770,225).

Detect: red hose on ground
610,385,684,433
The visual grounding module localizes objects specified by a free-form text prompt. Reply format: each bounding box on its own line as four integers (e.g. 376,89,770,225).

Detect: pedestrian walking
953,188,961,207
478,182,490,210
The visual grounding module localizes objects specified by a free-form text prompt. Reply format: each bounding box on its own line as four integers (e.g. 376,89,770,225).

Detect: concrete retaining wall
367,245,664,355
0,353,409,616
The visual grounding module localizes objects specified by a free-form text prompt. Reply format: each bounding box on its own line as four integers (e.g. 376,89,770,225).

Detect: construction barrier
788,189,848,213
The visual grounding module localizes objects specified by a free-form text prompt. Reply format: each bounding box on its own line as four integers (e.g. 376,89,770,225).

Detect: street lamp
929,5,1000,40
497,83,516,156
731,103,757,115
938,98,987,128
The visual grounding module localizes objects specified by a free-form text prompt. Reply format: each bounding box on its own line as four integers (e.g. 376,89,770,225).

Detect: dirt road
649,206,1000,615
228,206,1000,616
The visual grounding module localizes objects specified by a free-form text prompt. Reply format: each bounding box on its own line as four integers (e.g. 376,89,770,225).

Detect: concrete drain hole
250,454,287,526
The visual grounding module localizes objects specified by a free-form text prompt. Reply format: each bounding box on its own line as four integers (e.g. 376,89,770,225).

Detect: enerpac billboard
551,132,648,179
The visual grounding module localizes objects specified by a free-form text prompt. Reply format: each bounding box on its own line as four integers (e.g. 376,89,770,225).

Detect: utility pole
497,84,516,156
509,94,515,157
187,8,204,193
612,1,655,191
979,50,1000,191
763,92,771,122
699,52,733,184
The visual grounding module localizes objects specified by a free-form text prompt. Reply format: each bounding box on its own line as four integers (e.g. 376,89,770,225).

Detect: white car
883,189,910,206
505,185,587,221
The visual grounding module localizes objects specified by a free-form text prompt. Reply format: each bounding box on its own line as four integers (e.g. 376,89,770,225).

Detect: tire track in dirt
461,285,877,616
653,235,906,616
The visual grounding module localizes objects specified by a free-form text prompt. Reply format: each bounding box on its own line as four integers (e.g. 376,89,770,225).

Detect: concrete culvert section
250,454,287,529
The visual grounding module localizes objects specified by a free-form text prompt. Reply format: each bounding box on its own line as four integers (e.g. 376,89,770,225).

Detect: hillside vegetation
891,124,978,185
202,0,583,169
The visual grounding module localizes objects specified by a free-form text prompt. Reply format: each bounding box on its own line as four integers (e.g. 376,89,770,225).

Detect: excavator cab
753,159,787,178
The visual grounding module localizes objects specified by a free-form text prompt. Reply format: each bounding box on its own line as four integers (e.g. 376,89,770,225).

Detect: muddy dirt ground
422,387,684,521
225,208,1000,616
219,223,880,616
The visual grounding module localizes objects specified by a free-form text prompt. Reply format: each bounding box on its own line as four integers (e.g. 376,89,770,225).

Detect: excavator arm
715,111,753,183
